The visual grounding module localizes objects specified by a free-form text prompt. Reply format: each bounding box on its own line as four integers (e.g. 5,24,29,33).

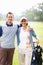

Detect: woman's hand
35,39,40,44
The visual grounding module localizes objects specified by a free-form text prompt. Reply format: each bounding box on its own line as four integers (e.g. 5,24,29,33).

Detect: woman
17,17,39,65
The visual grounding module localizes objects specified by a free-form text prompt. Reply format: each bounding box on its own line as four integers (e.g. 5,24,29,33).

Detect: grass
0,21,43,65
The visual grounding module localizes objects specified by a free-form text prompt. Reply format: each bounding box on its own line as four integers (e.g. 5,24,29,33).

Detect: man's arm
17,24,22,28
0,26,3,37
16,25,21,45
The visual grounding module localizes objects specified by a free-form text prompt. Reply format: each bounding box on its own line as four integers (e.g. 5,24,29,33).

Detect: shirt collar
6,22,13,26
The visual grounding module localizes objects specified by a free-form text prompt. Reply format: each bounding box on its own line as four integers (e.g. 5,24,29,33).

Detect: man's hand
27,26,33,32
28,26,33,30
29,27,33,30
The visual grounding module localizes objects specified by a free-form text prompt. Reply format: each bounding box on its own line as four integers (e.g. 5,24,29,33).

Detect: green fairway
0,21,43,65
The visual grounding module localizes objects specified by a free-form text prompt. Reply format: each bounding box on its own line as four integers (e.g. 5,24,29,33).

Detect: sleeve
16,29,20,46
17,24,22,29
0,26,3,37
16,25,20,45
31,29,38,39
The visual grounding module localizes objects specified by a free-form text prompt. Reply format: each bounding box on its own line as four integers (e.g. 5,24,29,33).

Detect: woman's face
21,19,27,27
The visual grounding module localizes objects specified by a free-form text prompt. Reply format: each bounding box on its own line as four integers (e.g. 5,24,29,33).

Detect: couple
0,12,39,65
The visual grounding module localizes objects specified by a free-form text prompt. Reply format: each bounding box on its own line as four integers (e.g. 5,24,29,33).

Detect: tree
20,2,43,21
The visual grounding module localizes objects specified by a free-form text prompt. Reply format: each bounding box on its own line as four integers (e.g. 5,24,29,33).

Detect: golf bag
31,45,43,65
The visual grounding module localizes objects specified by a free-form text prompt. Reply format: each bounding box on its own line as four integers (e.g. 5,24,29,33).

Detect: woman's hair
20,23,28,26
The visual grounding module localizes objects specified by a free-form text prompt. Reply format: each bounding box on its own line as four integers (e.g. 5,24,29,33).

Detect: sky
0,0,43,16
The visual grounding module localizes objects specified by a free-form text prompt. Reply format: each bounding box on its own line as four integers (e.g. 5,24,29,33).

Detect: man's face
6,14,14,24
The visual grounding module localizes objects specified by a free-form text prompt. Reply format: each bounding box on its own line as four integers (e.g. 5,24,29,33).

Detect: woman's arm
31,29,39,43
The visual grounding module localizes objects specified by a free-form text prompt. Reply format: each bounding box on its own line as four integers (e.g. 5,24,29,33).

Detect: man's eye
8,17,12,18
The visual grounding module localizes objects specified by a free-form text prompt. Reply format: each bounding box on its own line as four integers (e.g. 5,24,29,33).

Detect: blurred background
0,0,43,65
0,0,43,21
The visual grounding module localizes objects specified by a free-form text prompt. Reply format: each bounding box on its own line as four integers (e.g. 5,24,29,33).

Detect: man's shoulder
13,23,17,27
2,22,7,26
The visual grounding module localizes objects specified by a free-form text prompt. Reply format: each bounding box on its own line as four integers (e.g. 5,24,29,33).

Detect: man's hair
6,12,14,17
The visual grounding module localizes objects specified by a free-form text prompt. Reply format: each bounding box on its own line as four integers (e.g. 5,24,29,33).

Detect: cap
20,17,27,22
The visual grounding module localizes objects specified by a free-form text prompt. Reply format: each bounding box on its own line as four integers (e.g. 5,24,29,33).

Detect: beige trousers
18,48,33,65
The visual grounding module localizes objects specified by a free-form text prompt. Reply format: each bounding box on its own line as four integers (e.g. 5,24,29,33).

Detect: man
0,12,18,65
